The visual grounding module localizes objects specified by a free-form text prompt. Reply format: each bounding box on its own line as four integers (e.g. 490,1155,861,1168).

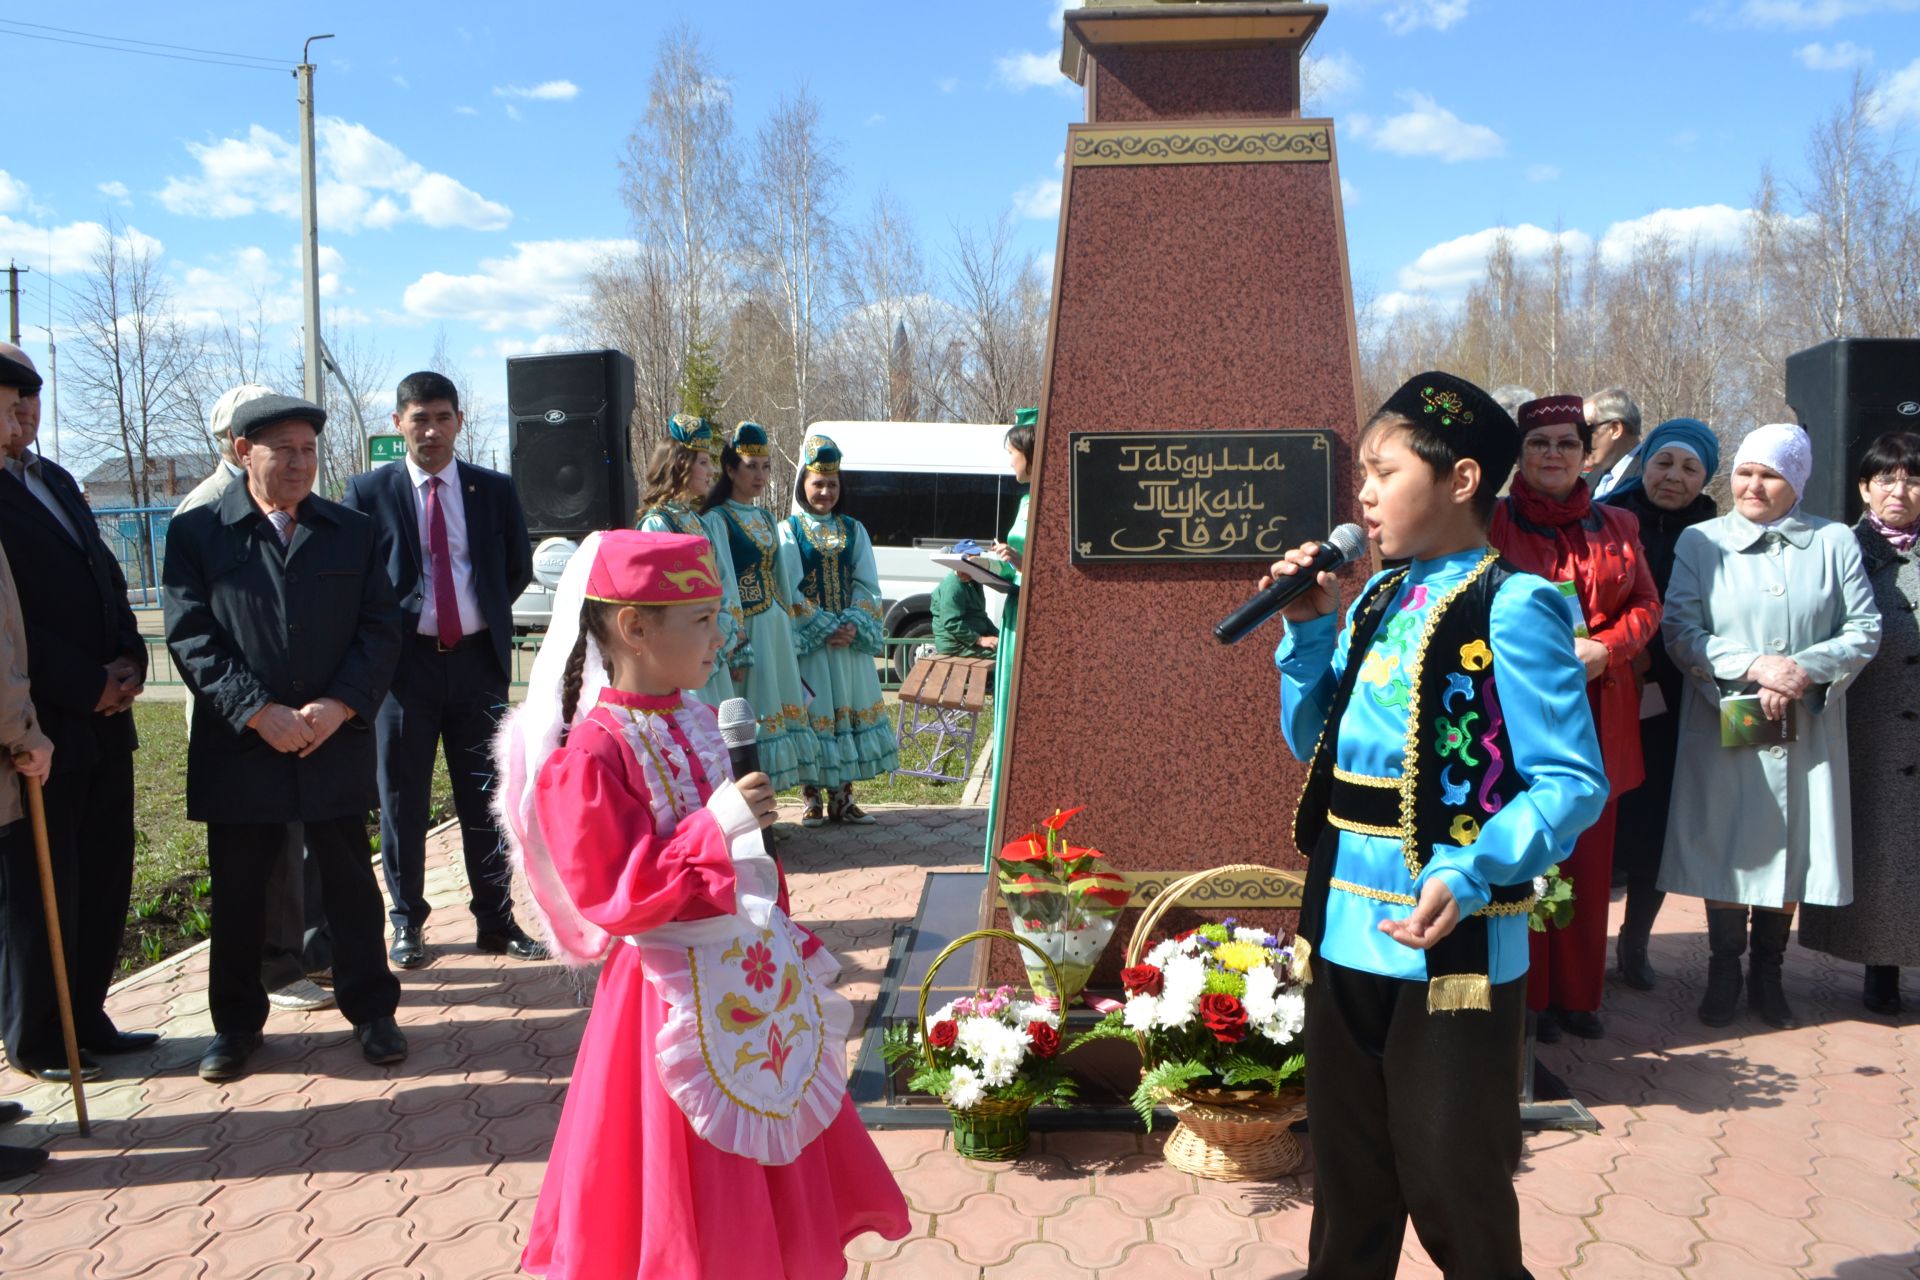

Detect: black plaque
1068,430,1334,563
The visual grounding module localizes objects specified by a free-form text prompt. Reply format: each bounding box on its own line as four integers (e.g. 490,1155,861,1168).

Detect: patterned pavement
0,803,1914,1278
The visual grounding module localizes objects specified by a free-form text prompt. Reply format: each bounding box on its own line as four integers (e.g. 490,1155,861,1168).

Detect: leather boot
1863,965,1903,1016
1616,885,1665,991
1746,909,1800,1030
1698,906,1747,1027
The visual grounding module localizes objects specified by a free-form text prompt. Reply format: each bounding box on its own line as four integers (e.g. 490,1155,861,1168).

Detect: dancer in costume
493,530,909,1280
700,423,822,792
983,408,1035,860
638,413,749,709
1270,373,1608,1279
783,434,899,825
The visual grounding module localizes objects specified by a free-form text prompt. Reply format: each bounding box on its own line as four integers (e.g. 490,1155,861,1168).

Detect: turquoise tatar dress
716,500,821,790
638,501,750,709
782,512,899,787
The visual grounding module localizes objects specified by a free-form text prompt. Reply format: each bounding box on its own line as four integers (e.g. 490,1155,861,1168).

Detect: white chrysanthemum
1233,927,1269,945
927,1001,956,1026
1156,954,1205,1029
1007,1000,1058,1030
1242,965,1280,1026
1261,989,1307,1043
1123,993,1160,1032
1146,939,1180,968
947,1064,984,1110
956,1014,1025,1070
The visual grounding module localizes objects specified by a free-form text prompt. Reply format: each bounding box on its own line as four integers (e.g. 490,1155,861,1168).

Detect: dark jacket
162,479,401,823
341,459,533,682
0,454,145,778
1602,486,1719,696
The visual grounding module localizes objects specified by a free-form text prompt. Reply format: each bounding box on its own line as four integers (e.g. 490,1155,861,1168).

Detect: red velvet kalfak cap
585,530,724,607
1516,395,1587,433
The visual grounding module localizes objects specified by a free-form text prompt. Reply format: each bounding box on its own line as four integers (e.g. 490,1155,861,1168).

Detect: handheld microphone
716,698,761,781
1212,523,1368,645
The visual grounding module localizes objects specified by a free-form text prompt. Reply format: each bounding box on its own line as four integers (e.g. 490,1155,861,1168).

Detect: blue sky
2,0,1917,456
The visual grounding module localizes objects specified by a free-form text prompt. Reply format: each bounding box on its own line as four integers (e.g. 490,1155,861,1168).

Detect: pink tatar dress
520,687,908,1280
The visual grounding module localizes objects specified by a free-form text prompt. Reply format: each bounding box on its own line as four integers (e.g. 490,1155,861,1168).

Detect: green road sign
368,434,406,464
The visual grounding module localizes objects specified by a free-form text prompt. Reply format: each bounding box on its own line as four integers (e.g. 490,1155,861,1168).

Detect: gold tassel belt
1329,877,1537,919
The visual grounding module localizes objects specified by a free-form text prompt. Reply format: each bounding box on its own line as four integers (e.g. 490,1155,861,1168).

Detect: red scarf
1509,473,1592,528
1500,474,1610,634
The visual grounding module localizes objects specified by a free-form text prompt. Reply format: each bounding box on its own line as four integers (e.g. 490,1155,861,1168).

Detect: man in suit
343,371,540,969
0,343,154,1082
163,394,405,1080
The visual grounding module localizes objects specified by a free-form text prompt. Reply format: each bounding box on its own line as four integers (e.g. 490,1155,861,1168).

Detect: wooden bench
891,654,996,783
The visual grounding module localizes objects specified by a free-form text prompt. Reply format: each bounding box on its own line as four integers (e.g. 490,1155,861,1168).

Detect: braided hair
557,600,618,741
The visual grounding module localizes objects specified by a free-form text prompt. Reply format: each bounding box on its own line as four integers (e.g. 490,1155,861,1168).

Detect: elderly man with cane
163,394,406,1081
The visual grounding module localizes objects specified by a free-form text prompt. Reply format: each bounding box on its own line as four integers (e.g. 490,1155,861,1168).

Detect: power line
0,23,284,73
0,18,283,65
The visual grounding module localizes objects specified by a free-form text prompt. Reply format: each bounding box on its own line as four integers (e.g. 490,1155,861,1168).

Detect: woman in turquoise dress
700,422,821,792
984,410,1035,861
782,435,898,826
636,414,749,709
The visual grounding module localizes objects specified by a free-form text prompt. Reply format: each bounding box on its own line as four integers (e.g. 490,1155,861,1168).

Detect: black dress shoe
0,1144,48,1178
25,1052,101,1083
81,1030,161,1055
0,1101,26,1125
198,1032,262,1082
1557,1009,1605,1040
357,1016,408,1066
1532,1012,1562,1044
476,924,549,962
389,927,428,970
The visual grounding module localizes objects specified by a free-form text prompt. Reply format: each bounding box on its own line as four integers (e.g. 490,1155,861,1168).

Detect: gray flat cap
230,394,327,439
0,353,41,393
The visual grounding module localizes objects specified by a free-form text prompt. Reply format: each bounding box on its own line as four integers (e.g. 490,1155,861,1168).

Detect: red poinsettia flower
741,941,775,992
1198,993,1249,1043
1120,964,1163,997
927,1019,959,1050
1026,1021,1061,1059
1039,805,1085,832
1059,844,1104,863
998,833,1048,862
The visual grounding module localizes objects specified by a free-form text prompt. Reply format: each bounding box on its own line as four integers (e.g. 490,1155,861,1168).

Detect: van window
850,471,1020,547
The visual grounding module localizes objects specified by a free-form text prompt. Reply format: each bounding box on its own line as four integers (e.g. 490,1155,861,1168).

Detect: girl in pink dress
494,530,909,1279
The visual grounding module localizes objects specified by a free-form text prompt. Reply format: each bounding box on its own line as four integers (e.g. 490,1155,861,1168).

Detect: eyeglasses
1867,473,1918,493
1523,437,1585,456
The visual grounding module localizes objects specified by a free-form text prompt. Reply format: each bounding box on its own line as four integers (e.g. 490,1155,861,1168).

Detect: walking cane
22,775,89,1136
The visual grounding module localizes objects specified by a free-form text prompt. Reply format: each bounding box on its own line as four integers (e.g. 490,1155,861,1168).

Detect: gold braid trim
1427,974,1492,1014
1333,766,1399,788
1329,878,1537,919
1291,570,1408,851
1397,551,1501,881
1329,815,1402,840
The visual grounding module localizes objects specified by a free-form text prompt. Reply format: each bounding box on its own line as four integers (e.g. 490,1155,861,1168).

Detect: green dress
714,499,823,791
782,512,900,788
931,572,998,658
984,494,1027,860
638,501,749,709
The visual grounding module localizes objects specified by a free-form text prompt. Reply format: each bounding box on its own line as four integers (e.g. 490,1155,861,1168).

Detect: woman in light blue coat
1658,424,1880,1031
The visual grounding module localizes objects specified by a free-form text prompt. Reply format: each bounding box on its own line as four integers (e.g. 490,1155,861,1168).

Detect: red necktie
427,476,462,647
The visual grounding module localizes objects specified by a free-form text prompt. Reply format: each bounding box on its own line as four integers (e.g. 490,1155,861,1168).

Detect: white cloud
1012,154,1065,221
1382,0,1471,33
402,238,634,332
504,103,522,124
1033,250,1056,284
1354,92,1505,162
1302,51,1363,107
1047,0,1072,32
97,180,132,204
1526,164,1562,183
0,215,163,275
866,113,886,127
391,74,411,89
1596,204,1756,263
1795,39,1874,68
1869,56,1920,127
1697,0,1918,28
484,334,573,360
1340,177,1359,205
997,50,1068,92
492,80,579,101
1396,224,1593,294
454,105,478,116
936,77,959,93
1669,128,1701,148
0,171,30,214
159,118,512,233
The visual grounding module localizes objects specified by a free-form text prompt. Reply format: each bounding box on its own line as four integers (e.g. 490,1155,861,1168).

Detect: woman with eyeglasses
1490,396,1662,1043
1799,431,1920,1016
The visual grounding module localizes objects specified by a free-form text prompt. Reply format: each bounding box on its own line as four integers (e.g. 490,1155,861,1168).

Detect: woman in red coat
1490,395,1662,1041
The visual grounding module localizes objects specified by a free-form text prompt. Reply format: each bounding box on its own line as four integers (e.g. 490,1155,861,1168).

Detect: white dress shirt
4,451,82,544
404,456,486,639
1590,446,1639,501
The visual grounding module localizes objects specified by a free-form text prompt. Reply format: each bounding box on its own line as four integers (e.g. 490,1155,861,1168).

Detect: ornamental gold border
1070,123,1331,168
1116,868,1305,909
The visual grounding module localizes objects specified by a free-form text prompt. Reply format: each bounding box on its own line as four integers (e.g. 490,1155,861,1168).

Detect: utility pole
295,37,333,403
34,326,56,466
4,261,25,345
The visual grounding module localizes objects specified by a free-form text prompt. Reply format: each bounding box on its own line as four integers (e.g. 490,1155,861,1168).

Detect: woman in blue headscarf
1602,417,1721,989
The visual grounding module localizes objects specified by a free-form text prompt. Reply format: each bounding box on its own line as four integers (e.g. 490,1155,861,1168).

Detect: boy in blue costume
1268,372,1608,1279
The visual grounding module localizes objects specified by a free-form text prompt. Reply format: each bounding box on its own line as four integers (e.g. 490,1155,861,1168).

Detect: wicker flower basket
917,928,1065,1161
1127,863,1309,1181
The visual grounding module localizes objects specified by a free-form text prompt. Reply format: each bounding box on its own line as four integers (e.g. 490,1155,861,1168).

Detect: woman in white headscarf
1658,424,1880,1030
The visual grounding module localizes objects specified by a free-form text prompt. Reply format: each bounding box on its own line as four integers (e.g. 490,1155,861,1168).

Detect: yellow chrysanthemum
1211,940,1273,974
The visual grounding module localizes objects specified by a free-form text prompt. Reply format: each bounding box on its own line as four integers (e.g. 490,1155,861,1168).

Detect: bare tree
426,327,500,468
945,217,1049,425
836,191,947,420
573,245,682,461
298,321,392,499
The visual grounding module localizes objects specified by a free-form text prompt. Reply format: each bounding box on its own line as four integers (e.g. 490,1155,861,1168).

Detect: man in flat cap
163,394,406,1080
0,342,154,1082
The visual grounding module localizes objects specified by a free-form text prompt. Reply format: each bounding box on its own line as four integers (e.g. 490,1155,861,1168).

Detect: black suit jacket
0,453,145,777
161,480,401,823
341,459,533,683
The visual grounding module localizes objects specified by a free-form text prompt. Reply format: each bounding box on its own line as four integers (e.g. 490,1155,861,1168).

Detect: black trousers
1305,959,1533,1280
374,636,514,934
207,816,398,1035
259,825,333,990
0,742,137,1069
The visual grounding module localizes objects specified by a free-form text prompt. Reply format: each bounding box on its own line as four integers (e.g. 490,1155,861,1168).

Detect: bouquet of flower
996,806,1130,1005
1528,863,1575,933
881,985,1078,1112
1081,919,1307,1129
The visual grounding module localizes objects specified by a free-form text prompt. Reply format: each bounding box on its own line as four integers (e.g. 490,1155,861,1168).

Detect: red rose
1198,993,1248,1043
1121,964,1164,997
1026,1021,1060,1059
927,1020,958,1050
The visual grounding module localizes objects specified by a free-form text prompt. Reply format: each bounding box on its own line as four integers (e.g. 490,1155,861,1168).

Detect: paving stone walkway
0,804,1914,1278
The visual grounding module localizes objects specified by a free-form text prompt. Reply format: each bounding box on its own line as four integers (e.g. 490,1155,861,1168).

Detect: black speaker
507,349,639,537
1784,338,1920,524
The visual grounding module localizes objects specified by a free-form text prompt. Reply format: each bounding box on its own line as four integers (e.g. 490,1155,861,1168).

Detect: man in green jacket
931,570,999,658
